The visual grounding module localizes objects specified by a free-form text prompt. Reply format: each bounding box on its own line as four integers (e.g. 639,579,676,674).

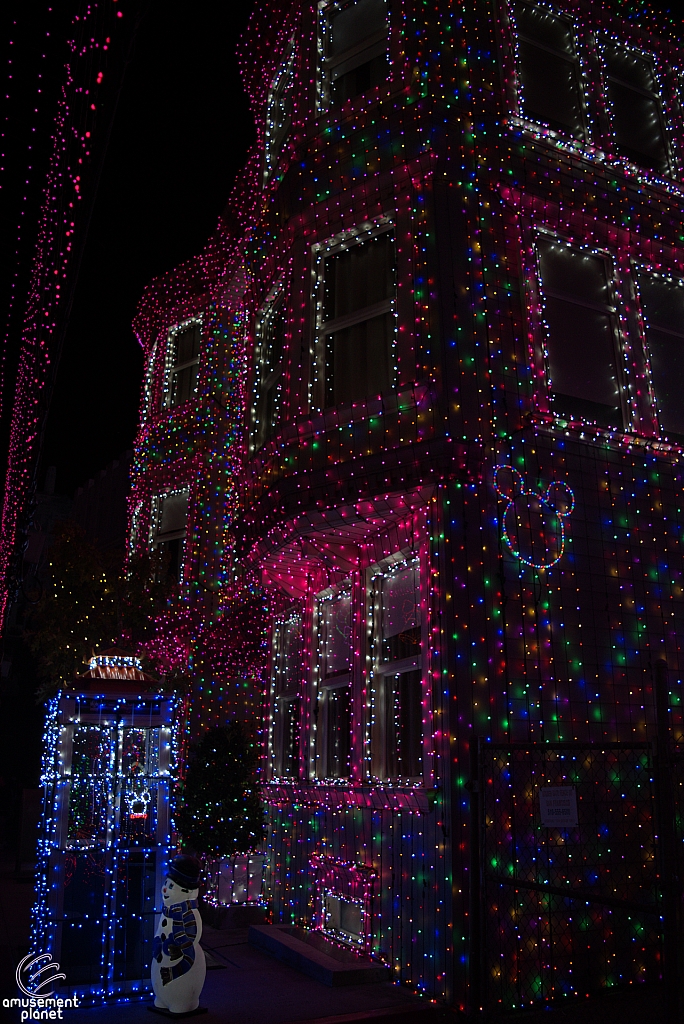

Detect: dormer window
604,45,670,174
321,0,389,108
514,2,586,140
164,320,201,409
264,42,295,183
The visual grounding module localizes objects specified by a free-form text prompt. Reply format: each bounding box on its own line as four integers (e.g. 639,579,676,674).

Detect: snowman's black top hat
168,854,201,890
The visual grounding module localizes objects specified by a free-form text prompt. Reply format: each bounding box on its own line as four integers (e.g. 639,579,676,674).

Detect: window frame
311,218,396,413
269,608,304,780
264,38,296,185
312,582,353,781
510,0,589,143
530,229,632,431
162,318,202,410
367,551,424,784
251,282,287,452
600,37,675,178
317,0,390,115
150,487,190,584
633,265,684,443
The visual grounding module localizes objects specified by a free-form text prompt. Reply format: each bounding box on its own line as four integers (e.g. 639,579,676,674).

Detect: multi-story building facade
130,0,684,1012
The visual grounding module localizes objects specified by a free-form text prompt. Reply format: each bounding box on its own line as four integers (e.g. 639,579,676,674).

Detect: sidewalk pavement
71,921,434,1024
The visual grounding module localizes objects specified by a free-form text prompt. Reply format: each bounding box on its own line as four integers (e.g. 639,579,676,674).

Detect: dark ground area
0,853,671,1024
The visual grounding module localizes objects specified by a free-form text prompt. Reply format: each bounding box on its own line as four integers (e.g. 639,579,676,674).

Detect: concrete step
249,924,392,987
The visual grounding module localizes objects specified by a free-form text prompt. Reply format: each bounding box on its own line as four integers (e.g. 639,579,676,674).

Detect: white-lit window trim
317,0,389,114
264,39,296,184
150,488,189,583
601,38,674,177
270,610,303,779
634,267,684,443
163,318,202,409
312,584,353,781
510,1,588,142
368,553,424,783
532,231,631,431
251,283,286,452
311,218,396,412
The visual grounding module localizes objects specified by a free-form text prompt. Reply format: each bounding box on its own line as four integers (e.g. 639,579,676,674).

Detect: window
264,42,295,183
536,237,623,428
637,273,684,441
152,489,188,582
322,0,388,108
604,45,670,174
252,293,286,450
316,228,396,409
370,557,422,781
514,2,585,139
314,586,352,780
323,894,363,946
164,321,201,408
272,612,303,778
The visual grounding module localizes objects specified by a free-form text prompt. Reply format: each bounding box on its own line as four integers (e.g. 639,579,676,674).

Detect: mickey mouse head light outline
493,466,575,571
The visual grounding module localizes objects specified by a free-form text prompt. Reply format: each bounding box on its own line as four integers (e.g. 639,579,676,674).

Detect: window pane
608,84,668,172
381,562,421,662
516,3,575,53
331,0,386,57
639,276,684,438
518,42,584,136
537,242,613,307
157,537,184,582
515,5,584,137
275,615,302,696
171,363,198,407
605,48,668,172
331,52,388,105
159,491,188,537
538,242,621,427
320,592,352,678
175,324,200,366
254,371,282,449
325,686,351,778
385,669,422,779
324,233,395,321
276,697,299,776
606,45,657,93
324,894,362,945
326,312,393,407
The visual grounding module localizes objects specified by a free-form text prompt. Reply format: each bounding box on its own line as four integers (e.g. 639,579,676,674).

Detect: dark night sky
1,0,255,499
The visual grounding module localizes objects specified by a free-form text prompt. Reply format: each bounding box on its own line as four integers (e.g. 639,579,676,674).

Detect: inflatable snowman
151,854,206,1016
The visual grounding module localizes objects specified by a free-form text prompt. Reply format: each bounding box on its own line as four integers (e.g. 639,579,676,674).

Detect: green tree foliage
176,724,264,857
24,520,176,696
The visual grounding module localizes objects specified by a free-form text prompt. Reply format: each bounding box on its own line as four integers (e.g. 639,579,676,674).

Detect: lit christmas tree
176,723,264,857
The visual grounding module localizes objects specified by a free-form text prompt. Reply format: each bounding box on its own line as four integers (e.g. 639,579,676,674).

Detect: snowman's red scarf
153,898,199,985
